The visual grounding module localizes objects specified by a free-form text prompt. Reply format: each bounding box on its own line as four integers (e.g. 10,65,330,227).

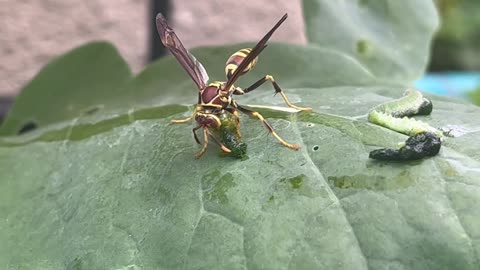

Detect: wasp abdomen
225,48,258,79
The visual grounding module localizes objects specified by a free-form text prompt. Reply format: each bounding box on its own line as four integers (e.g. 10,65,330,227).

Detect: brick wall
0,0,304,96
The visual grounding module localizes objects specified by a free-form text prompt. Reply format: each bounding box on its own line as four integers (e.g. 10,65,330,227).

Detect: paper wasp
156,13,311,159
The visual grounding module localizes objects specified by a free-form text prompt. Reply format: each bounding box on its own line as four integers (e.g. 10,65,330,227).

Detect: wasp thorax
201,85,220,103
195,112,221,128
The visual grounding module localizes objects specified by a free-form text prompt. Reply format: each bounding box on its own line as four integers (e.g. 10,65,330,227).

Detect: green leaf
303,0,439,82
1,86,480,269
2,1,480,269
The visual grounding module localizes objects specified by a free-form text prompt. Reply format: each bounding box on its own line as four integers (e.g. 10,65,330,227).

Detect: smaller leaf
0,42,133,136
302,0,439,83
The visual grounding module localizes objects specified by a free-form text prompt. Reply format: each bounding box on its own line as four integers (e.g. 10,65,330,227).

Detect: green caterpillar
212,112,248,160
368,89,443,161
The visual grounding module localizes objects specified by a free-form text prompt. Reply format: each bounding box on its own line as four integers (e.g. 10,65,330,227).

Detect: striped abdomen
225,48,258,80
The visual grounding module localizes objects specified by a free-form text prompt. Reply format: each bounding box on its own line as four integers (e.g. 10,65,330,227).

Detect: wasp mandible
156,13,311,159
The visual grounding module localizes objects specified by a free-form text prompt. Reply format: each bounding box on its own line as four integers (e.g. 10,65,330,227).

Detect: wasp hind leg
237,75,312,112
233,102,300,150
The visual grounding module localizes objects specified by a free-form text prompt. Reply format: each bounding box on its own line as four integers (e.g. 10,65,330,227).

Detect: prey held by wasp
156,13,311,159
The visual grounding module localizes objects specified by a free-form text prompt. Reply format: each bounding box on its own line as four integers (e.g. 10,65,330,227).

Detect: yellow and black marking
225,48,258,80
198,81,227,108
208,81,223,88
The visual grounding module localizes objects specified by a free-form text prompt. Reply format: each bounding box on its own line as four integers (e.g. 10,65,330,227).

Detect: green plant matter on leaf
2,0,480,269
211,112,248,160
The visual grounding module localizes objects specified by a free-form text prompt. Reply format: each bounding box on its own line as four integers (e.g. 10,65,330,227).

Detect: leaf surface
2,1,479,269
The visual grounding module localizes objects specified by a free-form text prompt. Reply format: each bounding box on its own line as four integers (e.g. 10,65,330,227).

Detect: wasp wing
156,13,209,90
189,53,209,85
223,13,288,92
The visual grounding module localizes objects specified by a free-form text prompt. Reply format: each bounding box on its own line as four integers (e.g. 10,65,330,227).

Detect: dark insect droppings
84,106,101,115
17,121,38,135
369,132,441,161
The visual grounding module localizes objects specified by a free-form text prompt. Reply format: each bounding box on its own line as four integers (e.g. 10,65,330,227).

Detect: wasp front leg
192,125,202,144
232,101,300,150
195,128,210,159
194,127,231,159
171,106,199,124
235,75,312,112
207,131,232,154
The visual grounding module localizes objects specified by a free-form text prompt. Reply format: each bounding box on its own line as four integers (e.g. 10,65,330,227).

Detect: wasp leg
171,114,195,124
224,107,242,138
235,75,312,112
192,125,202,145
195,128,210,159
171,107,198,124
233,101,300,150
194,127,231,159
206,129,232,153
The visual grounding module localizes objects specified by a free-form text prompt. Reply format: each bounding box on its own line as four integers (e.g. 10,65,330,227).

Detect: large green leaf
303,0,439,82
1,85,480,269
2,1,480,269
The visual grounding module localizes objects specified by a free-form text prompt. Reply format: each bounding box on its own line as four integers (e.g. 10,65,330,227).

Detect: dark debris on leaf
369,132,441,161
17,121,38,135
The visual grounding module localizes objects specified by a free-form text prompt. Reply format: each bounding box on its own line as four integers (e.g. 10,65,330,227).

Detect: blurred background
0,0,479,121
417,0,480,103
